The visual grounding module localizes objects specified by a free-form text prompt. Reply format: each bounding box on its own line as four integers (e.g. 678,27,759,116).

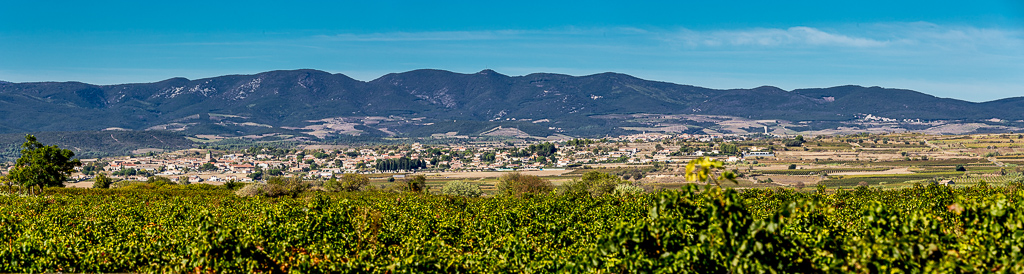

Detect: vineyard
2,183,1024,272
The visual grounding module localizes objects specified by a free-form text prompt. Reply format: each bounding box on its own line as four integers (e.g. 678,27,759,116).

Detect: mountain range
2,69,1022,140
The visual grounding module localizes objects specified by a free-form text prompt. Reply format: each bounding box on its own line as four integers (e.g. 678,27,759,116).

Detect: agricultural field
6,132,1024,272
3,183,1024,272
692,133,1024,190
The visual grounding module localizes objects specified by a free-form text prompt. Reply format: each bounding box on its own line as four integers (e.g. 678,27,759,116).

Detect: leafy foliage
324,174,371,192
440,181,483,197
783,135,806,147
527,142,558,157
4,183,1024,272
684,156,737,187
613,184,645,195
261,177,310,198
561,171,625,197
92,173,112,189
7,135,81,193
496,172,553,197
145,176,173,186
199,163,218,171
719,143,739,155
403,175,428,193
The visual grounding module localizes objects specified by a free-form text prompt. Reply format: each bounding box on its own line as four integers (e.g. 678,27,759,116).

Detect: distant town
4,130,1011,193
60,132,773,184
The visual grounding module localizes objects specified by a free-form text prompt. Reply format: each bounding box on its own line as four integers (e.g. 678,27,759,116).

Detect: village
48,131,1024,192
72,132,768,184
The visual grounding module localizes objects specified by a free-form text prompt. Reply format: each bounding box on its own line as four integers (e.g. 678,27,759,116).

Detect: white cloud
875,22,1024,51
665,26,890,48
315,30,526,42
644,23,1024,60
311,23,1023,51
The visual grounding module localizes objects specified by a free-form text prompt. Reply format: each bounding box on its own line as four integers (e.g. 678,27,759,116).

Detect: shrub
441,181,483,197
92,173,112,189
562,171,622,197
955,165,967,172
263,177,309,198
788,164,797,170
181,184,222,191
146,176,173,187
109,180,132,189
784,135,805,147
223,180,242,190
235,184,264,197
382,183,407,193
118,182,157,190
343,174,371,191
496,172,553,197
613,184,645,195
323,177,342,192
405,175,428,193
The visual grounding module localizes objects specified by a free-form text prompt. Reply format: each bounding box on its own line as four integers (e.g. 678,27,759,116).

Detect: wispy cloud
766,24,1016,50
314,30,527,42
873,22,1024,51
664,26,891,48
312,24,1023,50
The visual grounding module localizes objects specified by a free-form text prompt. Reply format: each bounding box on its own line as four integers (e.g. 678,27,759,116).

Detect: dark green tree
248,169,264,181
146,176,173,187
481,152,497,162
406,175,428,192
720,143,739,155
266,168,283,176
199,163,218,171
8,135,81,194
528,142,558,157
93,173,112,189
784,135,806,147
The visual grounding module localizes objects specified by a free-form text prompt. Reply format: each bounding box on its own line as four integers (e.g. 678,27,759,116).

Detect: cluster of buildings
82,133,769,181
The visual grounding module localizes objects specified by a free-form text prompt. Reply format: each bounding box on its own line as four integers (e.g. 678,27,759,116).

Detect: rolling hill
1,69,1021,139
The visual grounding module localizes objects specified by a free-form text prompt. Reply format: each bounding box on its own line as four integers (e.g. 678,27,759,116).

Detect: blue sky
1,1,1022,101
